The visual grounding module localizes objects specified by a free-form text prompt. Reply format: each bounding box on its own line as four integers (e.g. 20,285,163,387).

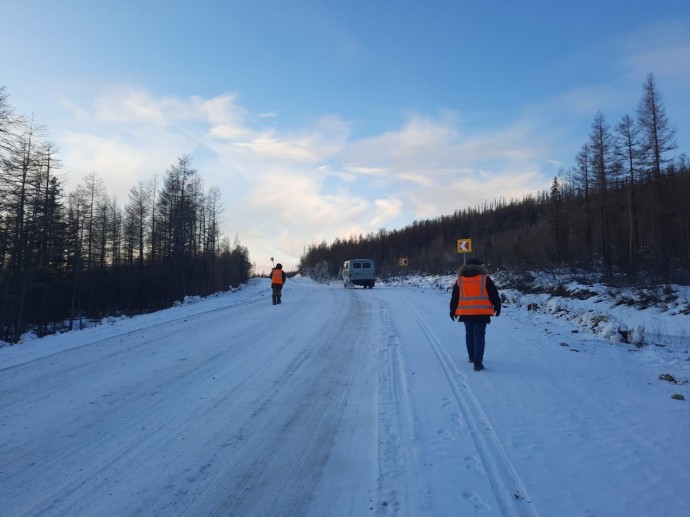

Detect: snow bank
380,271,690,352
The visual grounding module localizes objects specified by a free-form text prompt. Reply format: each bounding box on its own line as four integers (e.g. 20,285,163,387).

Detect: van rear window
353,263,361,268
362,263,371,268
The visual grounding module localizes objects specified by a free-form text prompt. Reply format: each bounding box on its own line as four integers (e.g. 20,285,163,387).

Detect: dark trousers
464,321,487,364
272,286,282,305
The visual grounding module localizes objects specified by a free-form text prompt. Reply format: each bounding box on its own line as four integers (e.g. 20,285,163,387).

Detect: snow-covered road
2,278,689,516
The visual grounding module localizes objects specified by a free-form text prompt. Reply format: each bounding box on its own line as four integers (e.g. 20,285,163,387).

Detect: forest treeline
0,88,251,343
300,74,690,284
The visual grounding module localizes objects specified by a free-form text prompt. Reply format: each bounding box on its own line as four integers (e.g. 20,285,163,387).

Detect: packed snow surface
1,276,689,516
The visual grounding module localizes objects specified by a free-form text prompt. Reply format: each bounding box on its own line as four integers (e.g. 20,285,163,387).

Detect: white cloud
53,86,558,272
340,114,552,221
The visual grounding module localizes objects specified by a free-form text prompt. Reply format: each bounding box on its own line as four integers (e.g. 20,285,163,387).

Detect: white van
342,259,376,288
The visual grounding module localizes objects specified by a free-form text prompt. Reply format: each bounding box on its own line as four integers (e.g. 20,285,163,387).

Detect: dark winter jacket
449,263,501,324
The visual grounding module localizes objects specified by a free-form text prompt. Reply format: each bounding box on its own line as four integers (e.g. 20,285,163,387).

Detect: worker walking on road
449,258,501,371
270,263,286,305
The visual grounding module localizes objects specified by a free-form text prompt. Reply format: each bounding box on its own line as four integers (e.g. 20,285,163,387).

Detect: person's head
458,257,484,276
276,263,283,269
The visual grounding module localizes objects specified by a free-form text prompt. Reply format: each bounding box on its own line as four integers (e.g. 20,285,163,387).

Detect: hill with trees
300,74,690,285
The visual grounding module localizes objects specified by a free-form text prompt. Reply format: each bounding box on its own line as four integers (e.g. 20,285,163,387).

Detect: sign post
398,257,409,279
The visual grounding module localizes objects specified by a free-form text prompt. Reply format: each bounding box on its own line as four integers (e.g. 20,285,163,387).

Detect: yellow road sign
457,239,472,253
399,257,409,266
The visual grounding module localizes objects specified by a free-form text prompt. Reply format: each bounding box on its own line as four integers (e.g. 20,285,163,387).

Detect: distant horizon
3,1,689,272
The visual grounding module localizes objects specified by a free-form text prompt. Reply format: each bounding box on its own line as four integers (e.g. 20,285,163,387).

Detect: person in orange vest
270,263,286,305
449,258,501,371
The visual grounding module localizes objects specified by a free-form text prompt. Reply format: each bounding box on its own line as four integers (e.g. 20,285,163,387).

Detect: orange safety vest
455,275,494,316
271,269,284,285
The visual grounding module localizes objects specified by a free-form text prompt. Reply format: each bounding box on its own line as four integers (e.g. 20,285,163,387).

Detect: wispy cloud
54,87,566,271
617,19,690,78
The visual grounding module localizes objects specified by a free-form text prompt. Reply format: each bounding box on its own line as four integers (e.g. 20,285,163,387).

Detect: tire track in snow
186,286,374,516
405,303,539,517
375,298,433,515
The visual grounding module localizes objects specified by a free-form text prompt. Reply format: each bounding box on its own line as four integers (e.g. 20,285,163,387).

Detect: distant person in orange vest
270,263,286,305
449,258,501,371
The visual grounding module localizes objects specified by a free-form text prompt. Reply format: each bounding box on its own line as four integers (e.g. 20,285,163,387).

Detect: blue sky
3,1,690,272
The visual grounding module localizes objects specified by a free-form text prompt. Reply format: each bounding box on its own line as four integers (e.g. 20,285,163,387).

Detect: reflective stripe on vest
271,269,284,285
455,274,494,316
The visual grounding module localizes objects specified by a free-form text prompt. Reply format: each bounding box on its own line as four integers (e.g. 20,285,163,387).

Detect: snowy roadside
379,271,690,388
0,279,269,368
381,271,690,347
